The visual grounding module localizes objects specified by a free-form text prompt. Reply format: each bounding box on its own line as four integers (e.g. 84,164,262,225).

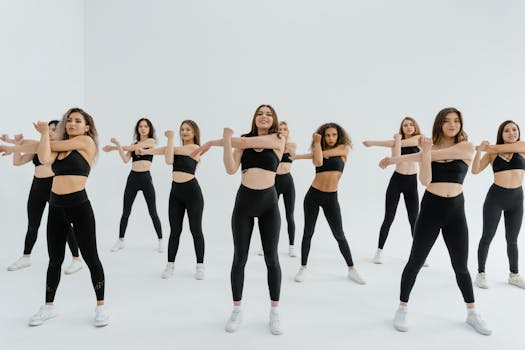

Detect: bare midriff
395,161,418,176
276,162,291,175
426,182,463,198
34,164,54,178
172,171,195,183
311,171,341,192
52,176,88,195
494,170,524,189
131,160,152,172
242,168,276,190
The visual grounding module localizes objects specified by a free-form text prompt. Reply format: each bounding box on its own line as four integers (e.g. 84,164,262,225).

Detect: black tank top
52,150,91,177
32,154,42,166
281,152,292,163
430,160,468,184
315,156,345,173
492,153,525,173
401,146,420,155
241,148,280,172
172,155,197,175
131,150,153,162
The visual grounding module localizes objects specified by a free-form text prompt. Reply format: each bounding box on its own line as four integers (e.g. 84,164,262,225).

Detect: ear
84,125,90,134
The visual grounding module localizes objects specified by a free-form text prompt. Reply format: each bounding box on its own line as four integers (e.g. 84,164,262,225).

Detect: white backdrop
2,1,525,349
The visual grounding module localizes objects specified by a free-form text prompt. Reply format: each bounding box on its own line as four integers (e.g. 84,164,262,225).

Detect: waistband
49,189,89,207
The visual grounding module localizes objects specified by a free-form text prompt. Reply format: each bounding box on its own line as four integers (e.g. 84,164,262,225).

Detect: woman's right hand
110,137,120,146
223,128,234,138
33,121,49,135
312,133,322,143
165,130,174,138
190,141,212,158
102,145,113,152
362,140,372,147
476,140,490,152
379,156,393,169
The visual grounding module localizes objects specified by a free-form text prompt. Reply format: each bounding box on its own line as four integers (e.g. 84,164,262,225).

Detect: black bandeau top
281,152,293,163
241,148,280,172
430,160,468,184
32,154,42,166
52,150,91,177
131,150,153,162
492,153,525,173
316,156,345,173
172,155,197,175
401,146,420,155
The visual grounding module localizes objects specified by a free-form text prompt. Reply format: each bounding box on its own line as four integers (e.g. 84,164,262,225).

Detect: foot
94,305,110,327
475,272,489,289
508,273,525,289
393,306,408,332
288,245,297,257
373,248,383,264
110,239,125,252
195,263,205,280
28,304,58,326
225,307,242,332
269,308,283,335
64,259,83,275
7,256,31,271
161,262,174,279
294,267,307,282
348,268,366,285
466,311,492,335
157,239,165,253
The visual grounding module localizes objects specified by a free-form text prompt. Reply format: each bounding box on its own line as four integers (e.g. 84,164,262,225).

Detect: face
180,123,195,144
402,119,415,137
137,120,150,137
48,124,57,140
65,112,89,136
324,127,338,148
441,112,461,138
255,106,274,130
502,123,519,143
278,123,289,138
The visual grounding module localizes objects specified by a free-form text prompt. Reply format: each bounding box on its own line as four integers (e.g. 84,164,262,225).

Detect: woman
293,123,365,284
103,118,163,253
379,107,491,335
363,117,421,264
139,120,205,280
1,108,109,327
472,120,525,289
193,105,285,335
2,122,81,274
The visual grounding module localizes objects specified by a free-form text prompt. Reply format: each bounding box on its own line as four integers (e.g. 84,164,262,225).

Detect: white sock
270,306,279,314
233,305,241,311
467,307,476,315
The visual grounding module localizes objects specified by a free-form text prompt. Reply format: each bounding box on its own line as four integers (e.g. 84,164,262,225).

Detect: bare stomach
172,171,195,183
34,165,54,178
395,161,418,175
426,182,463,197
131,160,152,172
311,172,341,192
241,168,276,190
52,176,88,195
494,170,524,189
276,162,291,175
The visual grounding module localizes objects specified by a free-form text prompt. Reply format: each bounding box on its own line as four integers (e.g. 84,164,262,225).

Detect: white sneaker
373,249,383,264
393,306,408,332
508,273,525,289
257,249,264,256
28,304,58,326
466,311,492,335
423,260,430,267
110,239,125,252
161,262,174,279
289,245,297,257
94,305,110,327
476,272,489,289
195,264,205,280
348,268,366,285
269,309,283,335
64,259,82,275
157,239,165,253
294,267,307,282
225,307,242,332
7,256,31,271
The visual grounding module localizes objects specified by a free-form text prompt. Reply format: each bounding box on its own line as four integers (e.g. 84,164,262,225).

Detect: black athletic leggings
119,170,162,239
231,185,281,302
275,173,295,245
24,176,78,256
46,190,105,302
301,186,354,267
378,172,419,249
400,191,474,303
168,178,205,263
478,184,523,274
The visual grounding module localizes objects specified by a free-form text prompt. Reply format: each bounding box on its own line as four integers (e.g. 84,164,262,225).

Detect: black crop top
32,154,42,166
281,152,293,163
430,160,468,184
172,155,197,175
241,148,280,172
492,153,525,173
315,156,345,173
52,150,91,177
131,150,153,162
401,146,420,155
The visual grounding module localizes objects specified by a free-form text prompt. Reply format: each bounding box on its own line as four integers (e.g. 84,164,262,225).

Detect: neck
139,135,148,141
257,128,269,136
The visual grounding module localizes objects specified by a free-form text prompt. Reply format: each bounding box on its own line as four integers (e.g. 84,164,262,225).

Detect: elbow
226,168,236,175
471,169,480,175
313,160,323,167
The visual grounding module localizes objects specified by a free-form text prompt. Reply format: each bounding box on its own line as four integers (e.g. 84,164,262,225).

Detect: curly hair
311,122,352,151
432,107,468,145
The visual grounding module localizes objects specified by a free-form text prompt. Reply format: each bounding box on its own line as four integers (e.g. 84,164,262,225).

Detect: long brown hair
432,107,468,145
398,117,421,139
311,122,352,151
496,120,520,145
242,104,279,137
56,107,99,156
180,119,200,145
134,118,156,142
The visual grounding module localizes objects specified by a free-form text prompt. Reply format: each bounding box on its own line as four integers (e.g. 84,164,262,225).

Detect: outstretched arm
479,141,525,154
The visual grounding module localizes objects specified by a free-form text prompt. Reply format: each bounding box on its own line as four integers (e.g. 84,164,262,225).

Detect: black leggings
275,173,296,245
231,185,281,302
478,184,523,274
168,178,205,263
400,191,474,303
301,186,354,267
24,177,78,257
378,172,419,249
119,171,162,239
46,190,105,302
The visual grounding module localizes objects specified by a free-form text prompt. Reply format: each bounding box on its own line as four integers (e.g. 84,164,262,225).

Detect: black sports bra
492,153,525,173
32,154,42,166
241,148,280,172
401,146,420,155
172,155,197,175
52,150,91,177
315,156,345,173
430,160,468,184
131,150,153,162
281,152,293,163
